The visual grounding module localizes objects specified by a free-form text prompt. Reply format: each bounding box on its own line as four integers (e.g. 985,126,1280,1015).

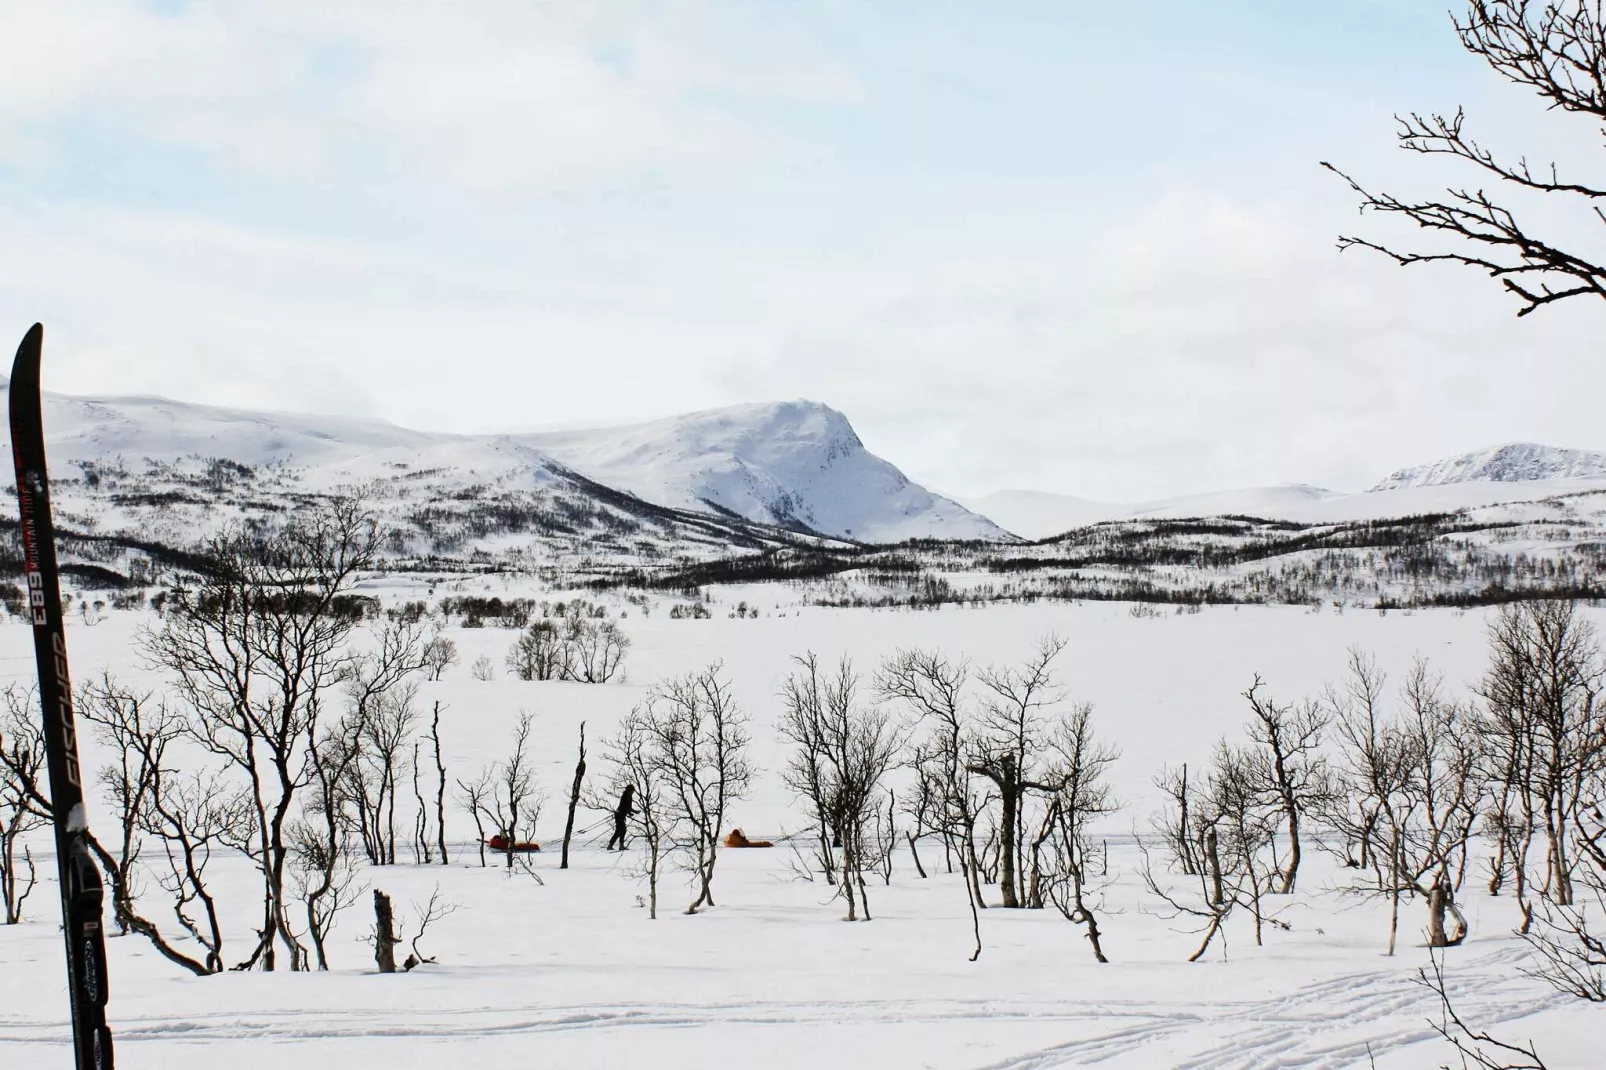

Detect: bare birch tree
608,708,669,918
639,663,752,914
142,498,380,971
779,653,904,920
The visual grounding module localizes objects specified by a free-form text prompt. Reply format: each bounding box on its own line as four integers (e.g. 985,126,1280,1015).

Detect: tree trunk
1279,807,1302,894
997,785,1020,907
1426,877,1468,948
1204,827,1224,908
906,831,928,879
561,723,586,870
1387,836,1401,957
432,702,449,865
373,890,399,973
1178,763,1197,874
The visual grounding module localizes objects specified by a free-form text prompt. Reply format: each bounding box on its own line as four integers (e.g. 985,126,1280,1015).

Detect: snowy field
0,599,1595,1069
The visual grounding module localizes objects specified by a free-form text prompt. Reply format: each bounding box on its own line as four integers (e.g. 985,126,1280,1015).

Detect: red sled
486,834,541,853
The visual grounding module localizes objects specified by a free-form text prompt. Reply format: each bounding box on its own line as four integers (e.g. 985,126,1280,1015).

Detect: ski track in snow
975,945,1560,1070
0,945,1566,1069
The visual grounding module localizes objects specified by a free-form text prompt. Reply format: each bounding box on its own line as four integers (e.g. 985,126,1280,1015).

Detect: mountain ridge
2,387,1005,545
1369,442,1606,491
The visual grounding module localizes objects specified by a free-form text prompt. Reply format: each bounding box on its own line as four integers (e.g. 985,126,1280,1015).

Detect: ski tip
10,323,42,393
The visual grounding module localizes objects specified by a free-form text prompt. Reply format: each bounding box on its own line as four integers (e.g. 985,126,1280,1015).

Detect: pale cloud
1,2,1600,505
0,1,861,187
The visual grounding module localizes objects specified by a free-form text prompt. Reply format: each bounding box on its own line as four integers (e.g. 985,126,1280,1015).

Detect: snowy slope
525,401,1006,543
21,392,442,471
1371,442,1606,490
961,485,1347,538
0,388,1001,545
957,490,1116,538
967,478,1606,538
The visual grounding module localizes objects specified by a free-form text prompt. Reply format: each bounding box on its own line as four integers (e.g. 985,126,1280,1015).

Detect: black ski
9,323,113,1070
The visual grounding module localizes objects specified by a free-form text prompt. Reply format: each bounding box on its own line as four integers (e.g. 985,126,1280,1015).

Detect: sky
2,0,1604,501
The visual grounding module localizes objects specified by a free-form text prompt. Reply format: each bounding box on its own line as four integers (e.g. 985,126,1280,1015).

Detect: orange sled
723,828,773,848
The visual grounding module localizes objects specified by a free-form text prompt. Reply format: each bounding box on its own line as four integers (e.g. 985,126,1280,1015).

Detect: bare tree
1328,653,1485,953
1143,741,1274,963
1152,763,1200,876
639,663,752,914
429,702,448,865
507,620,565,681
878,649,989,912
607,709,668,918
1240,676,1330,893
456,767,494,868
486,713,542,869
1480,601,1605,913
69,677,237,975
778,653,904,921
564,618,630,684
142,498,380,971
0,694,46,925
968,634,1070,908
1038,703,1119,961
290,711,364,971
560,722,586,869
1325,1,1606,317
341,620,430,868
347,685,421,867
422,631,458,681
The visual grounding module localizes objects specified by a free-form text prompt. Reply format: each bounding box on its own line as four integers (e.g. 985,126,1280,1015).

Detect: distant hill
1370,443,1606,491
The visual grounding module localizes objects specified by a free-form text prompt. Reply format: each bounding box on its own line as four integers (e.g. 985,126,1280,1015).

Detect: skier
607,783,636,851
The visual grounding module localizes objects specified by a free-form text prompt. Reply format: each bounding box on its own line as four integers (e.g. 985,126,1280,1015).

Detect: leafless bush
507,620,565,681
422,631,458,681
564,617,630,683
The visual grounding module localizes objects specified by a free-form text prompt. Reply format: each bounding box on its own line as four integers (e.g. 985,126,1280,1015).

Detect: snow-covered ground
0,599,1594,1069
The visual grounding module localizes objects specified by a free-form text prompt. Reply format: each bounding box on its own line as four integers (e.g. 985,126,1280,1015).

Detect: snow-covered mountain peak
523,400,1006,543
2,385,1004,546
1368,442,1606,491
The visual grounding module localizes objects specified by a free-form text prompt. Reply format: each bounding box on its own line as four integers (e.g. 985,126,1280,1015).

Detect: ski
9,323,114,1070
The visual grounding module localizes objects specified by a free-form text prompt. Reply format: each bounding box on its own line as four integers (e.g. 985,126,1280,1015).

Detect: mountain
963,472,1606,540
1370,442,1606,491
1,389,1004,547
525,402,1004,543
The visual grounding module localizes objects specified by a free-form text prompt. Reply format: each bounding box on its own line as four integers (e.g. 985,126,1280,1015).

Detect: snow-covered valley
0,600,1595,1070
0,385,1603,1070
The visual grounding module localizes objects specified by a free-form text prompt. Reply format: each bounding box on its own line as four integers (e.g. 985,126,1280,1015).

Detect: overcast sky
2,1,1602,501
